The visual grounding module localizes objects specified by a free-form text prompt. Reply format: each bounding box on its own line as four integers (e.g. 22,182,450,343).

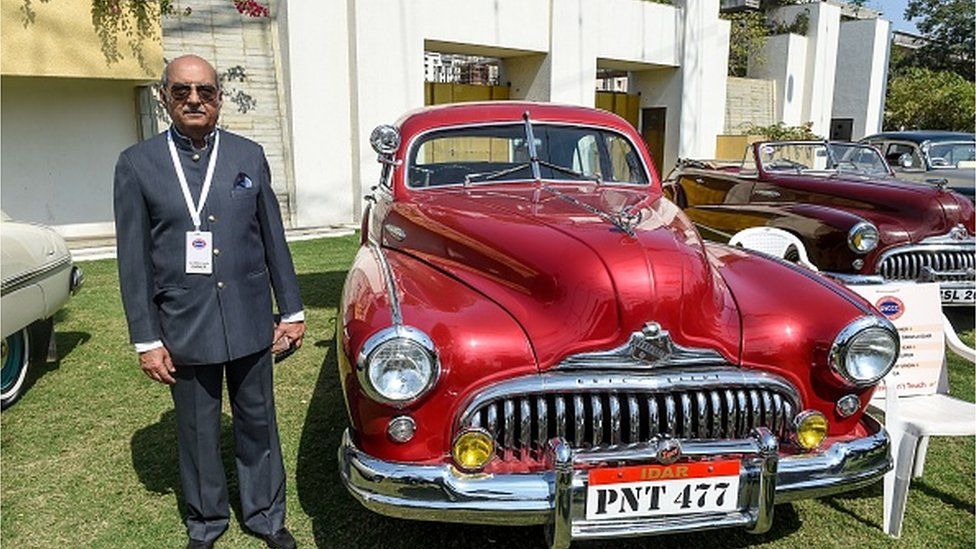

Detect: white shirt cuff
135,340,164,353
281,311,305,323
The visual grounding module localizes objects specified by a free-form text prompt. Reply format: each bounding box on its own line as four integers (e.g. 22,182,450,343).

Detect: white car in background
1,212,83,409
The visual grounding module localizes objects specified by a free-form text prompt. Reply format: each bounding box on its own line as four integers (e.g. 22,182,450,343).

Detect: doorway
641,107,666,176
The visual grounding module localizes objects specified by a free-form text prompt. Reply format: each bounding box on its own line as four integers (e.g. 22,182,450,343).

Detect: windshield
757,142,889,177
408,124,649,187
924,141,975,169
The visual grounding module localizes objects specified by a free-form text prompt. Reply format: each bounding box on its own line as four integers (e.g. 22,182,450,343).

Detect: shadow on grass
913,480,976,515
295,341,803,548
296,271,348,310
19,328,91,401
130,409,246,532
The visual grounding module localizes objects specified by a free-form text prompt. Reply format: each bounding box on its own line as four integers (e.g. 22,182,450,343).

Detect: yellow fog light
452,429,494,471
794,410,828,450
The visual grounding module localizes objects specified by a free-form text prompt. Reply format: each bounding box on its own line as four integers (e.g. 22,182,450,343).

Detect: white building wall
278,0,355,229
770,2,841,137
676,0,730,160
0,77,141,237
832,18,891,139
280,0,725,226
748,33,807,126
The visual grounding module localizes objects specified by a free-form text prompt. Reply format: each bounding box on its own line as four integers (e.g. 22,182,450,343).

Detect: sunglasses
166,83,219,103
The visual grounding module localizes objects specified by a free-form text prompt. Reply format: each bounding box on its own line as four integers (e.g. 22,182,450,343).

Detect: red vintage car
338,102,897,547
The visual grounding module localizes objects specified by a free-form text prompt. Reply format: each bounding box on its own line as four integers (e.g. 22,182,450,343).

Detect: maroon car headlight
356,326,439,406
829,317,899,386
847,221,879,253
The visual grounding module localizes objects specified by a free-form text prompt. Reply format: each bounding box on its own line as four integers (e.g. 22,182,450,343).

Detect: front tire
1,328,31,410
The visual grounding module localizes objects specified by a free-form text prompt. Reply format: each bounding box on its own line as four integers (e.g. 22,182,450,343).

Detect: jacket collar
169,125,217,152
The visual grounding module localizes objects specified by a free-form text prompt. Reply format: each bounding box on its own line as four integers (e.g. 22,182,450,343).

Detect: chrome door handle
754,189,780,198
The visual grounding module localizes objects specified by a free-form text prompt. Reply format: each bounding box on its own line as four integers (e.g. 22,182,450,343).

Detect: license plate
941,288,975,303
585,460,740,520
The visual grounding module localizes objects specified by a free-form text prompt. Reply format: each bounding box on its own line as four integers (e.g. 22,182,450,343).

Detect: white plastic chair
728,227,818,271
871,331,976,538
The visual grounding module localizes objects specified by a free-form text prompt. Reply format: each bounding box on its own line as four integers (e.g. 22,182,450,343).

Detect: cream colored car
1,212,82,408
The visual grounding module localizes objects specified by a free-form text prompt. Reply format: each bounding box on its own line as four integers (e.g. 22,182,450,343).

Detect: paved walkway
68,225,357,262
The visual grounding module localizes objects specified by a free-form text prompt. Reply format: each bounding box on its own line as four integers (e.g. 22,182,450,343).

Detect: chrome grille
877,247,975,282
460,370,799,459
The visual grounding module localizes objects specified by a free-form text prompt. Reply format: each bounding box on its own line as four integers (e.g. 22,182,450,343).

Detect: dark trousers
170,348,286,542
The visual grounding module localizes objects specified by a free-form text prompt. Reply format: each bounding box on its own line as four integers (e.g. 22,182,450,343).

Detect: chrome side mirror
370,125,401,156
898,153,914,169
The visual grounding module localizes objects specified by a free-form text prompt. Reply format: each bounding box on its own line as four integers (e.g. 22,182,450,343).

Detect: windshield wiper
464,163,532,186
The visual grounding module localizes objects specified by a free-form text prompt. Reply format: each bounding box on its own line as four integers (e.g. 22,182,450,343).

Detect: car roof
395,101,636,137
862,130,975,144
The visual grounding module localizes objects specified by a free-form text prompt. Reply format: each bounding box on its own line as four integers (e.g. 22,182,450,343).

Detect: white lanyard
167,129,220,231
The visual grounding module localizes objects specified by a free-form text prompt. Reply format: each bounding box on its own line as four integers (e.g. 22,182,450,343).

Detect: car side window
604,133,648,184
885,143,923,168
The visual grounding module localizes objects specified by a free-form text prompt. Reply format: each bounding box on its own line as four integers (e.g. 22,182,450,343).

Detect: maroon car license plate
585,461,740,520
941,288,975,304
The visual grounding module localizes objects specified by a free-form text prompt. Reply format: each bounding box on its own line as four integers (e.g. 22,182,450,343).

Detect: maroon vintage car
665,141,976,306
338,103,897,547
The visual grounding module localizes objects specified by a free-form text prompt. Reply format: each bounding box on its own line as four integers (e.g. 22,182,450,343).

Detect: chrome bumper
338,415,891,543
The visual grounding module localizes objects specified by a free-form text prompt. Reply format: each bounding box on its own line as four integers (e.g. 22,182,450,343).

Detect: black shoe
259,527,297,549
186,540,214,549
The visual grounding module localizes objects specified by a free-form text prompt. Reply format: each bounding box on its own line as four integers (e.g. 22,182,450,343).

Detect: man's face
161,58,222,136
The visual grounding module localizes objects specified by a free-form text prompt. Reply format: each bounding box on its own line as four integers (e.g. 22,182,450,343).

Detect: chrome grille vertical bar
470,410,482,429
486,403,499,442
771,393,782,435
648,397,660,437
761,391,773,429
696,392,708,438
783,400,794,432
519,398,531,454
736,390,748,437
503,399,515,454
592,394,604,446
608,394,622,445
749,390,761,431
627,395,640,443
725,390,737,438
555,395,567,441
664,395,676,436
572,395,584,444
680,393,692,438
710,391,722,438
536,396,548,448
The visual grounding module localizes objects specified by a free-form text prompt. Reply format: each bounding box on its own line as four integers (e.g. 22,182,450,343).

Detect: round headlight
830,317,899,386
847,222,879,253
794,410,828,450
357,326,438,405
453,429,495,472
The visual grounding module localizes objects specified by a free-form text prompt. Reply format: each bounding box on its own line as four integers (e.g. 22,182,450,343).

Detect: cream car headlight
847,222,879,253
357,326,438,405
829,317,899,386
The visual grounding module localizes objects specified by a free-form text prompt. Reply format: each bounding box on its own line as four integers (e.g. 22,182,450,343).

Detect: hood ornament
950,224,968,241
629,322,675,364
656,438,682,465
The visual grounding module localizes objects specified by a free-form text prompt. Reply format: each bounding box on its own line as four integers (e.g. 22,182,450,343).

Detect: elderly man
114,55,303,549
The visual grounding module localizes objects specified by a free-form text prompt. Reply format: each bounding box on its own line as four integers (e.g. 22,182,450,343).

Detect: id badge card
185,231,213,274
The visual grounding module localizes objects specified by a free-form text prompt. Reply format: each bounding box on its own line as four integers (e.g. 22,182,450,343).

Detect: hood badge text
629,322,675,364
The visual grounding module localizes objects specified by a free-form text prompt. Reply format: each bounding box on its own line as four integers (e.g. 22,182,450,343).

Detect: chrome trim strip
556,329,727,369
1,256,72,297
367,240,402,325
337,414,890,527
403,120,653,190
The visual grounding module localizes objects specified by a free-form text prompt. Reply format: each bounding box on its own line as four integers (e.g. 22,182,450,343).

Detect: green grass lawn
2,235,973,548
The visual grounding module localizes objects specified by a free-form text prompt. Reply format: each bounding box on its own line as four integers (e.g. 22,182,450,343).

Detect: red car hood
772,174,973,241
384,184,741,370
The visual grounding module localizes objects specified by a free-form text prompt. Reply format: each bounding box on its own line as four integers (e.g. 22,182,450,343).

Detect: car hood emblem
629,322,675,364
657,438,682,465
950,224,968,241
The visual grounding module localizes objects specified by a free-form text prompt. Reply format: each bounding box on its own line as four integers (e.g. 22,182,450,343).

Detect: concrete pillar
770,2,841,137
674,0,730,161
832,18,891,139
279,0,356,228
748,33,808,126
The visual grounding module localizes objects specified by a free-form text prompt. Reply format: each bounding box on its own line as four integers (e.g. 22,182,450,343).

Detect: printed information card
848,283,944,398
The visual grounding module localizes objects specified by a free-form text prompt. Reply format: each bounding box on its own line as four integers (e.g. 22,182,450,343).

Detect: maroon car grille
462,387,797,459
877,248,975,282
